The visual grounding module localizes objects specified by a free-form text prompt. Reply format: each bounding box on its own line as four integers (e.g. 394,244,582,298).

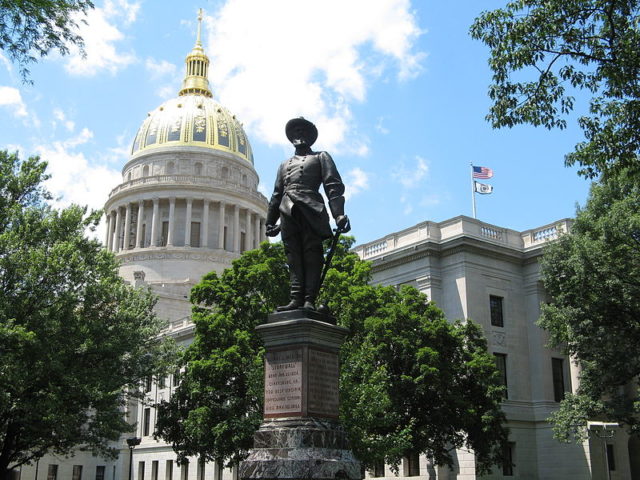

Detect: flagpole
470,163,477,219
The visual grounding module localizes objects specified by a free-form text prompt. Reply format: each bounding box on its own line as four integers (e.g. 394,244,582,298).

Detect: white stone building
353,216,638,480
16,15,639,480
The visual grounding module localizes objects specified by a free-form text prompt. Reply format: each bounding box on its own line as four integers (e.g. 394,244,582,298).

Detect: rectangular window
494,353,508,399
197,458,206,480
191,222,201,247
138,462,145,480
166,461,173,480
552,358,565,402
95,466,105,480
181,461,189,480
141,223,147,247
143,407,151,436
404,452,420,477
502,443,514,476
373,460,385,478
173,369,180,387
158,375,166,389
161,221,169,246
240,232,246,253
152,461,159,480
47,465,58,480
72,465,83,480
214,462,223,480
223,226,228,250
144,376,152,393
607,444,616,471
9,470,20,480
490,295,504,327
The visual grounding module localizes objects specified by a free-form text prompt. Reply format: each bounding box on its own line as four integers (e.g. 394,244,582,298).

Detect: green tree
0,0,94,81
539,172,640,441
470,0,640,179
0,150,173,480
155,239,509,474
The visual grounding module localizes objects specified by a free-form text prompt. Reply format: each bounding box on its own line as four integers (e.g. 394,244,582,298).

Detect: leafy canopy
0,150,174,476
539,171,640,441
471,0,640,179
0,0,94,81
156,238,509,474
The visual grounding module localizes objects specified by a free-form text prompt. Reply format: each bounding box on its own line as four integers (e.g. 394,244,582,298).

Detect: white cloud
145,58,181,98
344,167,370,200
53,108,76,132
64,0,138,76
0,86,27,117
204,0,424,152
35,130,122,222
392,155,429,188
0,52,12,73
375,117,390,135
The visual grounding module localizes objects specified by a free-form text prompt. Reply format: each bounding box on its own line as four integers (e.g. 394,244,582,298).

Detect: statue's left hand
336,215,351,233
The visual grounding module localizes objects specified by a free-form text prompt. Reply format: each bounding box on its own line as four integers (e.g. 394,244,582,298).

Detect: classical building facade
353,216,636,480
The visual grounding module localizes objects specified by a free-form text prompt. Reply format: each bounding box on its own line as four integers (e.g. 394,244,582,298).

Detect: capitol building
18,15,639,480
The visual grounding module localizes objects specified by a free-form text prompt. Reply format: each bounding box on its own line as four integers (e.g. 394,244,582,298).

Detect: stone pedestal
239,311,360,480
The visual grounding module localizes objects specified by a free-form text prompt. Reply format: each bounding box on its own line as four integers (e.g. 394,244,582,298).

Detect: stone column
123,203,132,250
202,200,210,248
113,207,122,252
136,200,144,248
185,198,193,247
167,197,176,246
233,204,240,253
239,311,360,480
254,215,261,249
218,202,226,250
105,211,114,250
150,198,159,247
246,210,252,251
260,219,266,243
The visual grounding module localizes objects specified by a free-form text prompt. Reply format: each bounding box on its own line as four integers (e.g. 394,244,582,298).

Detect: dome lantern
179,9,213,98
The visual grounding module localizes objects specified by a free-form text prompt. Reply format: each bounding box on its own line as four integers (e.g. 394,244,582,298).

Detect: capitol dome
103,11,268,290
131,95,253,165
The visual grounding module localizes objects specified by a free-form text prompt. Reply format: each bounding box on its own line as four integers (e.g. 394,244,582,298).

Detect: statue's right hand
265,224,281,237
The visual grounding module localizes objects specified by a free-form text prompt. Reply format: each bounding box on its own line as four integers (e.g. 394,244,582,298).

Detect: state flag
474,181,493,194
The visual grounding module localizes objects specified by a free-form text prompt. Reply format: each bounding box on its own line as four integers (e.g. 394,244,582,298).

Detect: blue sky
0,0,591,246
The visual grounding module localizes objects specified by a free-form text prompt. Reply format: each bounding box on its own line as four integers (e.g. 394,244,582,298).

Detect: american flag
472,166,493,179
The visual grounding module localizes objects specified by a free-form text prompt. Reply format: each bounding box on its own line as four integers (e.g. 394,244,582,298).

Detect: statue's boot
302,241,324,312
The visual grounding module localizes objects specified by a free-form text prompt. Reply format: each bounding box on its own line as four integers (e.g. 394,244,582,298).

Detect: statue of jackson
265,117,350,312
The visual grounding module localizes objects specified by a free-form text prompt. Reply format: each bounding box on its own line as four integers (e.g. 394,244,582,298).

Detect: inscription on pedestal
264,348,303,417
308,348,339,417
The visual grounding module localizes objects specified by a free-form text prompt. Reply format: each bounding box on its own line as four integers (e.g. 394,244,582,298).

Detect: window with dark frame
405,452,420,477
372,460,385,477
158,375,166,389
502,443,514,476
166,460,173,480
151,461,159,480
552,358,566,402
494,353,508,399
95,466,105,480
240,232,246,253
47,465,58,480
181,461,189,480
173,369,180,387
144,375,152,393
191,222,201,247
138,461,145,480
490,295,504,327
161,221,169,246
72,465,83,480
607,444,616,471
143,407,151,436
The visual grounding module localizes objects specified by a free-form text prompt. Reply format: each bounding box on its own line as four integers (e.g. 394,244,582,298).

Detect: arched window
127,171,132,182
221,166,229,179
242,174,247,185
142,165,150,177
167,161,175,174
194,162,203,175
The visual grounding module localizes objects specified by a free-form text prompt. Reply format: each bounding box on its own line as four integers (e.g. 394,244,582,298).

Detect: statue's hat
285,117,318,146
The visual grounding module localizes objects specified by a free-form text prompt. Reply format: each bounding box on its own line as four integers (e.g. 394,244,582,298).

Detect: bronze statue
265,118,350,312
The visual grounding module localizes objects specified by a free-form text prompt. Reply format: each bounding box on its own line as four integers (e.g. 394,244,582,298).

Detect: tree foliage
539,172,640,441
0,151,173,479
0,0,94,81
156,238,509,474
471,0,640,179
